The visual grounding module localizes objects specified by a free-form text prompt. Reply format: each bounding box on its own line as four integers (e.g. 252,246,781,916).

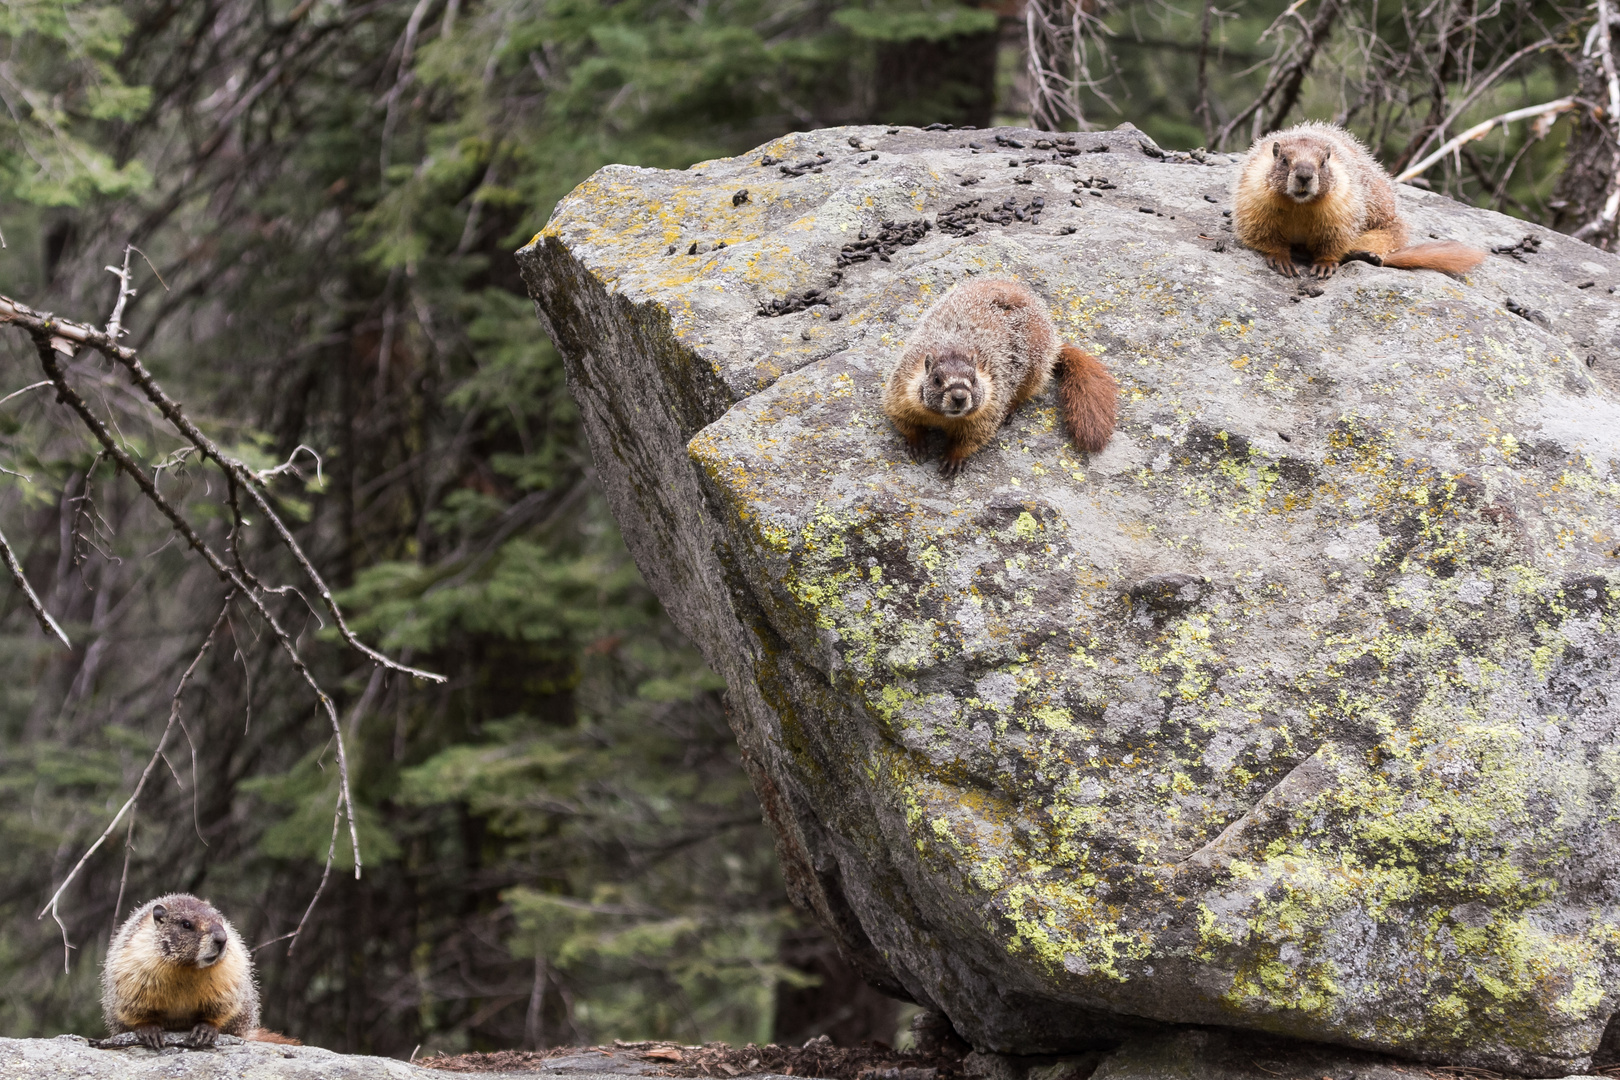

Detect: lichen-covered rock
516,123,1620,1077
1083,1028,1591,1080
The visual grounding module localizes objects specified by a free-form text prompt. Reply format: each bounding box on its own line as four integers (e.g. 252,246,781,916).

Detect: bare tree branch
1214,0,1345,150
253,797,342,956
111,809,136,940
1394,97,1577,181
13,320,367,915
0,380,51,407
103,246,137,342
37,595,233,962
0,296,445,685
1026,0,1113,131
0,522,71,647
1399,36,1558,168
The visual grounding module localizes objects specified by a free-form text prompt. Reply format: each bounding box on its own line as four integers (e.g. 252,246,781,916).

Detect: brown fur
102,894,261,1050
882,277,1117,476
247,1029,302,1045
1232,121,1486,279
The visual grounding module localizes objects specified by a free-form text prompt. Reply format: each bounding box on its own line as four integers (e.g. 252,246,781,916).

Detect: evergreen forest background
0,0,1615,1057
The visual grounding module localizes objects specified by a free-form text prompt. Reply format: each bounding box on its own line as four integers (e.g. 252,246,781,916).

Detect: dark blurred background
0,0,1612,1057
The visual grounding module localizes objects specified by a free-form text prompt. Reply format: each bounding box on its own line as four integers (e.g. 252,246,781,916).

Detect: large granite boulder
516,122,1620,1077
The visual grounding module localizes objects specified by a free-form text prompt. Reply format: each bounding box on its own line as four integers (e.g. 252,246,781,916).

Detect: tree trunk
1552,10,1620,248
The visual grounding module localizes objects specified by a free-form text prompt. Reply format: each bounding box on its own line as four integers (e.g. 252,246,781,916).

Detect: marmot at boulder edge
101,894,293,1049
882,277,1117,477
1232,121,1486,279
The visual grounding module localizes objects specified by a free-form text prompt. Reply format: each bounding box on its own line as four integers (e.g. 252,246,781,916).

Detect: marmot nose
1293,165,1316,182
211,928,227,947
949,389,969,407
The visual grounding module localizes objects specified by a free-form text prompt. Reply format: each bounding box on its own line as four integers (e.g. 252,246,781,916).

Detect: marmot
882,277,1117,476
102,894,261,1049
1232,122,1485,279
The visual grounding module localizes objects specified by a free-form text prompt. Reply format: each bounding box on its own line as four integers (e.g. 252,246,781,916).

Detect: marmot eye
932,376,943,387
181,920,193,930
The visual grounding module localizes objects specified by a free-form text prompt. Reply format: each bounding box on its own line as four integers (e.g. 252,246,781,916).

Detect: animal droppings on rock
1505,297,1549,326
1492,234,1543,260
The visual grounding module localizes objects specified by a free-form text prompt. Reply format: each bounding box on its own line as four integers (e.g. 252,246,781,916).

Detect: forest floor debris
418,1036,969,1078
415,1036,1620,1080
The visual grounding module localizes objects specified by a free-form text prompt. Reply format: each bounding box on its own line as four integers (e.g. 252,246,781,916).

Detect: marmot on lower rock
882,277,1117,477
1232,122,1486,279
102,894,263,1049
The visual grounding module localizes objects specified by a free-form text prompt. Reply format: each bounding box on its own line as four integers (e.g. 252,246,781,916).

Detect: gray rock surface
17,1033,1593,1080
0,1036,703,1080
0,1034,425,1079
1085,1029,1587,1080
516,122,1620,1076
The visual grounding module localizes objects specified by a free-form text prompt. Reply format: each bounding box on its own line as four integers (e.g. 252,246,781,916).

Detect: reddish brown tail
1056,344,1117,454
248,1029,302,1045
1381,241,1485,275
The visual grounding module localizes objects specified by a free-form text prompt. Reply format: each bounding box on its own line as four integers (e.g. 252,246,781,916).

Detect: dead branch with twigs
37,595,233,969
0,269,444,967
1026,0,1113,132
1394,97,1579,181
1213,0,1347,150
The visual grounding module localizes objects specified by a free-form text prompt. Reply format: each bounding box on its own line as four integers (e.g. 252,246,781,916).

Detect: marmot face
1270,139,1333,203
919,350,986,418
151,899,231,968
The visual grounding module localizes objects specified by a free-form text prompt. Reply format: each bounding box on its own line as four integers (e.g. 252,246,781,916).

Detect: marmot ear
152,904,167,923
922,352,934,372
1323,146,1332,161
1272,141,1281,159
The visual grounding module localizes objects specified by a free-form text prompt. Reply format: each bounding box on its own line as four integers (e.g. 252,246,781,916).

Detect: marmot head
1268,136,1335,203
919,349,987,418
145,895,232,968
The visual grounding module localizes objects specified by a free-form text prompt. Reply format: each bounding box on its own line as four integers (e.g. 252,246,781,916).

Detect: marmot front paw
1265,254,1298,277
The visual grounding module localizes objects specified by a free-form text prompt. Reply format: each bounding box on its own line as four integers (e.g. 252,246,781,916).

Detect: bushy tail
248,1029,303,1045
1056,344,1117,454
1380,241,1485,275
